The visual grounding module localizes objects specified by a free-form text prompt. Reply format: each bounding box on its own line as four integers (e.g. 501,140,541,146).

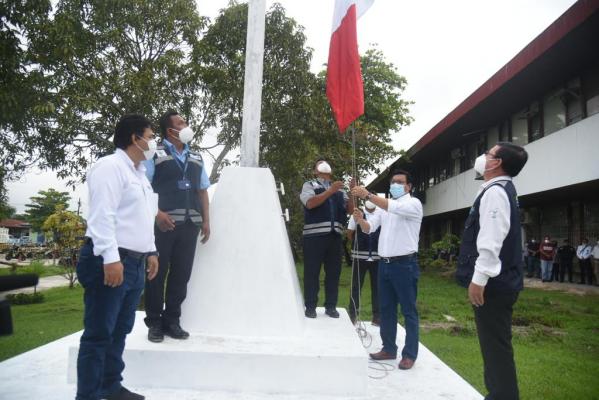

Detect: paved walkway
3,275,72,295
523,277,599,295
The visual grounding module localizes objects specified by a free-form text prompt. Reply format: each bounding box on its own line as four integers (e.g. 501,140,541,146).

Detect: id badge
177,179,192,190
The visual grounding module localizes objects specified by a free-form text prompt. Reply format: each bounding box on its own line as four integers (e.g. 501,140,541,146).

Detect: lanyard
169,146,189,178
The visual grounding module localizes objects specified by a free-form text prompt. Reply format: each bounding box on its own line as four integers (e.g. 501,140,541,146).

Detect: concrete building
368,0,599,248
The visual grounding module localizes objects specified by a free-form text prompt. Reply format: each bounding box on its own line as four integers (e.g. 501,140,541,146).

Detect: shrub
6,292,45,305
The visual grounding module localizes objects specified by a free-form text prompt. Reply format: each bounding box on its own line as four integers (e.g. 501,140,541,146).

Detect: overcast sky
6,0,578,215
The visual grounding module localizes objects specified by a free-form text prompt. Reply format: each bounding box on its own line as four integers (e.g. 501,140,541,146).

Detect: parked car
18,236,31,245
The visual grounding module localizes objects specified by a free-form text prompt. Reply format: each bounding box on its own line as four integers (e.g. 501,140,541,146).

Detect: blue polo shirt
144,139,211,190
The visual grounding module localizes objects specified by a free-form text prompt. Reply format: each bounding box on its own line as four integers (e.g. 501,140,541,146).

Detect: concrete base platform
0,311,482,400
66,309,367,396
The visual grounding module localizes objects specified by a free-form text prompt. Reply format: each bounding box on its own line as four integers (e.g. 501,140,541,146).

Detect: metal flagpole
240,0,266,168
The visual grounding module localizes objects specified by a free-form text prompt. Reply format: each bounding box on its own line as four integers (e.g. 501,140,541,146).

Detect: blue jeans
526,256,539,277
540,260,553,281
76,243,145,400
378,254,420,360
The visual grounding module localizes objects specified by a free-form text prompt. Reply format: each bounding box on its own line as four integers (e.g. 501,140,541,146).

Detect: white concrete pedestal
66,309,368,396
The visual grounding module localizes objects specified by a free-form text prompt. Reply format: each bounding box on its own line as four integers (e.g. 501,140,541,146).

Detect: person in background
346,200,381,326
576,238,593,285
551,239,560,282
525,238,540,278
592,240,599,287
557,239,576,283
539,236,556,282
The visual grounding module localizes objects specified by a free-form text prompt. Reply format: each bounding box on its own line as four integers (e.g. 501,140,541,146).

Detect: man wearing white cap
346,200,381,325
300,159,354,318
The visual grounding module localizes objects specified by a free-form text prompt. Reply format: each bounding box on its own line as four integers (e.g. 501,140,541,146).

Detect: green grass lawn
0,285,84,361
1,263,598,399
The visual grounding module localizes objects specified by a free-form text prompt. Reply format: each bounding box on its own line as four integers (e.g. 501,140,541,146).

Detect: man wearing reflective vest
456,142,528,400
143,110,211,343
300,159,354,319
346,200,381,326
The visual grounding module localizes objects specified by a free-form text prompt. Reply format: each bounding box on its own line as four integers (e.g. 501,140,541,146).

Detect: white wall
423,113,599,217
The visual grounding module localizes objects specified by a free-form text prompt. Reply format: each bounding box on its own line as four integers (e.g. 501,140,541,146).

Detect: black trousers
474,291,520,400
579,259,593,284
144,220,200,327
559,260,573,282
348,258,379,320
303,233,342,310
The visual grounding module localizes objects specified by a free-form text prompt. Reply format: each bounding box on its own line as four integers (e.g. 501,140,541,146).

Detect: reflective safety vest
151,144,204,226
302,180,347,237
351,211,381,261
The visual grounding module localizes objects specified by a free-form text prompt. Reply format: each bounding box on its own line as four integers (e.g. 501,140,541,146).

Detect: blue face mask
389,183,406,199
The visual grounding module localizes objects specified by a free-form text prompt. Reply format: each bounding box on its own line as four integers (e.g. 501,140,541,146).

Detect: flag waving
326,0,373,133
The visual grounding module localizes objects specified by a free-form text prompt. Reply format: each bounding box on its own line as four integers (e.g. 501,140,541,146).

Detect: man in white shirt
351,170,423,370
456,142,528,400
76,114,159,400
576,238,593,285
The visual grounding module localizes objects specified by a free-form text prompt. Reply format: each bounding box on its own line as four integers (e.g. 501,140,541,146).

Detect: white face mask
316,161,332,174
365,200,375,210
171,126,194,144
473,154,487,176
136,137,157,160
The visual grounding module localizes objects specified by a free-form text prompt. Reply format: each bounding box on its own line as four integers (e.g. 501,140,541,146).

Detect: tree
2,0,207,183
42,204,86,288
0,1,53,179
24,188,71,231
0,167,16,220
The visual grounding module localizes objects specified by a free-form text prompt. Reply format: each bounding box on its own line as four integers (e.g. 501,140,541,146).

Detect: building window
487,125,499,147
450,147,462,176
565,78,583,125
466,141,477,170
511,109,529,146
543,88,566,135
527,101,542,143
476,132,487,155
438,157,450,182
498,119,511,142
428,164,435,187
582,65,599,117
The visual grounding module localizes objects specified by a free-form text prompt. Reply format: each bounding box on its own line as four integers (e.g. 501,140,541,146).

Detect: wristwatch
365,193,372,200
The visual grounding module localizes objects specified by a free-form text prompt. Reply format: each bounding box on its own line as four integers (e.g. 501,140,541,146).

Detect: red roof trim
410,0,599,154
0,219,31,229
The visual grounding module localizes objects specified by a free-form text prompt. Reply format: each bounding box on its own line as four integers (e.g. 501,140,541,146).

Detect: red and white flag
326,0,373,133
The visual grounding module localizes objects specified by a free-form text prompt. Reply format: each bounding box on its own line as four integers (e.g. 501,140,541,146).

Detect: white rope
348,124,395,379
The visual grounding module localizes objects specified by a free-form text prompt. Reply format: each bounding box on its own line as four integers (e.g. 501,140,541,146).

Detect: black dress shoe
164,323,190,339
305,308,317,318
106,386,145,400
148,325,164,343
325,308,340,318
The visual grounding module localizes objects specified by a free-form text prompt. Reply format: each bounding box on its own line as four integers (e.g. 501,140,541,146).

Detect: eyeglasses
485,150,500,159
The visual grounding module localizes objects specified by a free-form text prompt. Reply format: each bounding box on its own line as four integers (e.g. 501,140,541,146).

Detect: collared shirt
471,176,512,286
144,139,211,190
577,244,593,260
85,149,158,264
299,178,349,207
366,194,423,258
